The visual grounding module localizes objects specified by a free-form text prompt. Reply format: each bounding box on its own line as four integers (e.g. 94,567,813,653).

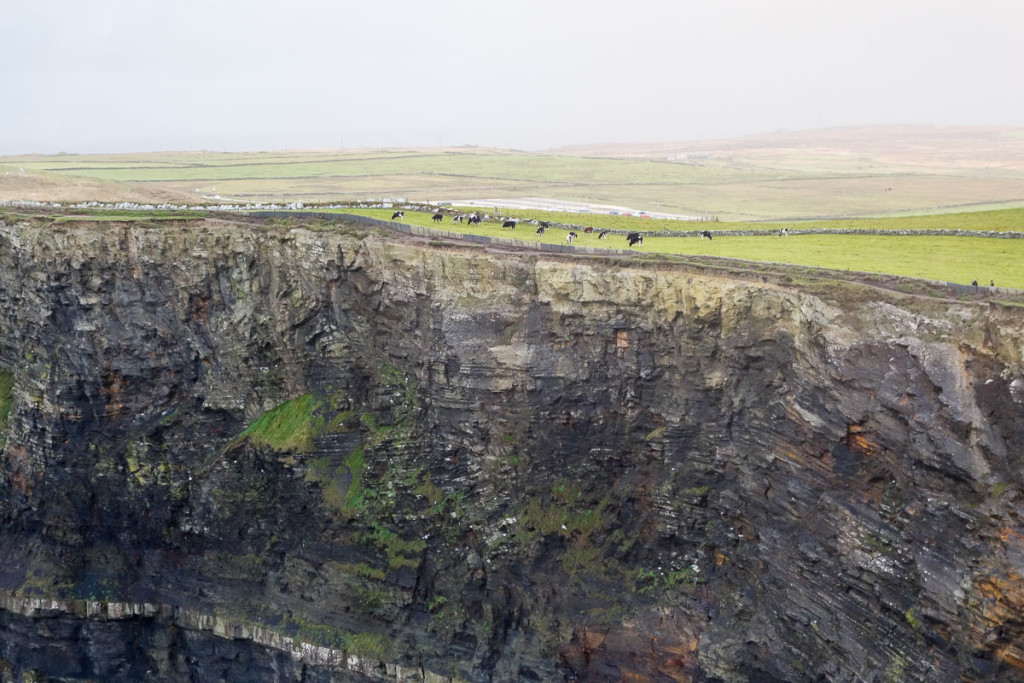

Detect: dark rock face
1,217,1023,681
0,603,346,683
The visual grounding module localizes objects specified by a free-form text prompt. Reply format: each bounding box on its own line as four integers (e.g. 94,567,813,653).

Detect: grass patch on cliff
510,482,608,548
364,521,427,570
341,446,366,514
233,393,321,452
507,482,615,588
336,561,386,582
634,565,703,595
232,392,352,454
221,600,393,659
0,369,14,445
306,445,367,518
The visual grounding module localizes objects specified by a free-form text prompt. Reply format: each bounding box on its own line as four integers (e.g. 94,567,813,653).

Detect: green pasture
346,206,1024,235
344,208,1024,288
10,151,789,186
653,234,1020,289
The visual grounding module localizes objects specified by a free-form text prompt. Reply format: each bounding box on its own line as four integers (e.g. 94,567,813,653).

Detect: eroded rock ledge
0,593,435,681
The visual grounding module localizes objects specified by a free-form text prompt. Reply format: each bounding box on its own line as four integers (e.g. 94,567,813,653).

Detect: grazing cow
583,226,594,234
627,232,643,247
598,230,609,239
391,211,404,220
700,230,713,240
539,221,550,230
467,215,481,225
778,228,788,237
566,231,578,244
536,226,546,235
502,220,516,229
452,214,464,223
432,213,444,223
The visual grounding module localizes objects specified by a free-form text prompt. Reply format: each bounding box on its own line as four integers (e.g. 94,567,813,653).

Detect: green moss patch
306,445,366,518
364,522,427,570
342,446,366,514
0,369,13,446
234,393,321,452
233,393,357,453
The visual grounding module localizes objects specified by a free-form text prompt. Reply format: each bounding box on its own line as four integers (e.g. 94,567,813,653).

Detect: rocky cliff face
0,216,1023,682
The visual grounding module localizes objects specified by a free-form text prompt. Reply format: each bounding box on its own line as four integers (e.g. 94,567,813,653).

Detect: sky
2,0,1023,154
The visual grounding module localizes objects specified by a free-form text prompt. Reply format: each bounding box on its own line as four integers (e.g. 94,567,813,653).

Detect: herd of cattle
390,209,728,247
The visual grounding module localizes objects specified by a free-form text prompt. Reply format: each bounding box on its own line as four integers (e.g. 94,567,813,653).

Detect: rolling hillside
3,126,1023,220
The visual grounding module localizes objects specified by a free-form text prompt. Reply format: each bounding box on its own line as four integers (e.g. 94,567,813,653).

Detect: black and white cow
627,232,643,247
566,231,578,244
391,211,404,220
700,230,713,240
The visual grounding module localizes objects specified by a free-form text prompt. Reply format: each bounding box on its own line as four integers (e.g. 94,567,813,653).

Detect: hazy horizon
3,1,1023,155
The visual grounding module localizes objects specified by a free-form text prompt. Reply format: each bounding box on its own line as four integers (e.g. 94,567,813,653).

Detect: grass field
397,206,1024,234
7,152,785,185
344,208,1024,289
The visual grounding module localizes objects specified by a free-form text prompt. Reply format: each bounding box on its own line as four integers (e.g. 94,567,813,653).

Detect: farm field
342,208,1024,289
402,206,1024,234
3,126,1024,220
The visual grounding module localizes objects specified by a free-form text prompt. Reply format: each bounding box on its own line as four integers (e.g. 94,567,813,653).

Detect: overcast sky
2,0,1023,154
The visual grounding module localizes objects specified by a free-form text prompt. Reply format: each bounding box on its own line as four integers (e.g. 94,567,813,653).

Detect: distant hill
547,125,1024,172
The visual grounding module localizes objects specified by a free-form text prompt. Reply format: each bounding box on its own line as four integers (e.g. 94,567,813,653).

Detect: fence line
940,281,1019,296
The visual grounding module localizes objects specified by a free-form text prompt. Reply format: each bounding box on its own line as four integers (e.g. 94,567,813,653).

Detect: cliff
0,215,1023,681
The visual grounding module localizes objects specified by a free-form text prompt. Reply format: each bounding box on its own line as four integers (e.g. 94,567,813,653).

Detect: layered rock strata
0,217,1022,681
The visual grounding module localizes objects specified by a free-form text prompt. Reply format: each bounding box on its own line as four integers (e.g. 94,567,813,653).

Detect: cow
598,230,609,239
778,228,788,237
583,226,594,234
539,221,550,230
536,226,546,235
502,220,516,229
432,213,444,223
452,214,464,223
627,232,643,247
700,230,713,240
391,211,404,220
566,231,578,244
467,215,481,225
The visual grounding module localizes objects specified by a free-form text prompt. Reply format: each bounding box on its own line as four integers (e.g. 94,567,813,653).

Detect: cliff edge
0,216,1023,681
